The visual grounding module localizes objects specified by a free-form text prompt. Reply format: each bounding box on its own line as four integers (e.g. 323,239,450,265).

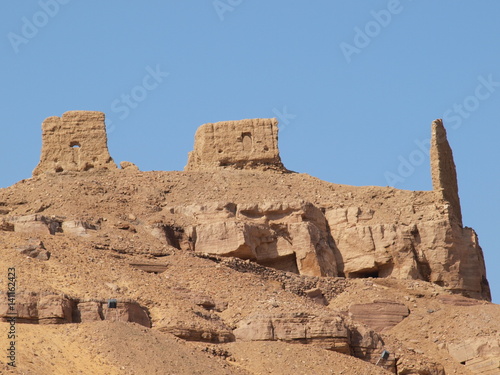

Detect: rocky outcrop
233,313,352,354
185,118,286,171
120,161,140,171
32,111,117,176
0,292,150,327
234,312,399,371
431,119,462,226
170,201,337,277
17,240,51,261
447,337,500,374
1,215,98,237
165,196,490,299
326,204,490,300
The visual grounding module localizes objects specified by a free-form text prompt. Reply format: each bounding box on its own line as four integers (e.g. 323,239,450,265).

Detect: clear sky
1,1,498,302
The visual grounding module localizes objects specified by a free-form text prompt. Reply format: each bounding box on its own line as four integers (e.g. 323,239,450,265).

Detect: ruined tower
184,118,286,171
430,119,462,225
32,111,117,176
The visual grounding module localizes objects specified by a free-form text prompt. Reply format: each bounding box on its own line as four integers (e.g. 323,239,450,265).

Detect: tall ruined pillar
430,119,462,226
32,111,117,176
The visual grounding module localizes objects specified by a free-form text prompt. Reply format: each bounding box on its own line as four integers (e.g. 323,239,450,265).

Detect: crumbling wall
185,118,286,171
32,111,117,176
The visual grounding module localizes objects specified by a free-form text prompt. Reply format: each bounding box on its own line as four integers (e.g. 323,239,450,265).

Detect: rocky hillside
0,111,498,374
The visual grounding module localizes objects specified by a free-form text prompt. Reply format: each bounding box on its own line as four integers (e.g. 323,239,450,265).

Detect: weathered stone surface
33,111,117,176
349,301,410,332
17,240,51,261
129,263,168,274
61,220,97,237
7,214,60,235
76,301,103,322
168,189,489,299
234,313,351,354
0,292,150,327
161,325,235,343
185,118,285,171
447,337,500,365
175,201,337,277
0,292,72,324
3,215,99,239
466,357,500,374
120,161,139,171
326,205,490,300
431,119,462,225
100,301,151,328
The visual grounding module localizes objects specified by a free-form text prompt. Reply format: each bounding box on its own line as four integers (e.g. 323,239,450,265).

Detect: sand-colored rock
32,111,117,176
431,119,462,225
185,118,286,171
177,201,337,277
0,292,150,327
447,337,500,373
326,205,490,300
233,313,351,354
349,301,410,332
120,161,139,171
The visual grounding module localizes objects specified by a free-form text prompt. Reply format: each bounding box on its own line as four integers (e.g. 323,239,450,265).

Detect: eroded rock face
32,111,117,176
326,204,490,300
170,201,338,277
233,313,351,354
185,118,285,171
0,292,150,327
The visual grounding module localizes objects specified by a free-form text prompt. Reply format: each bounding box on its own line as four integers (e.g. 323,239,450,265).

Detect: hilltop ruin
24,111,490,301
32,111,117,176
185,118,286,171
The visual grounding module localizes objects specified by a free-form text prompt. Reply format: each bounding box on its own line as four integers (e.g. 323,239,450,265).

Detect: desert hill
0,111,498,374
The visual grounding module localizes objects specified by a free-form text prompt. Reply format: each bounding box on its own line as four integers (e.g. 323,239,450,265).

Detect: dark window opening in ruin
242,132,253,151
70,141,81,148
263,146,269,151
348,269,380,279
83,163,94,171
55,167,64,173
460,361,466,365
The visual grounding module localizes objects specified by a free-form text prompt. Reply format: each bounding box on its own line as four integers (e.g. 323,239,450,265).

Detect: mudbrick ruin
0,110,498,374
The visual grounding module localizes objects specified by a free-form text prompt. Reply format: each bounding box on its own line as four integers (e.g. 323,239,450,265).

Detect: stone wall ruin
32,111,117,176
184,118,286,171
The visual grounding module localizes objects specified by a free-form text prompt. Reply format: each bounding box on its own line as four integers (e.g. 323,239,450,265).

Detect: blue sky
1,1,499,302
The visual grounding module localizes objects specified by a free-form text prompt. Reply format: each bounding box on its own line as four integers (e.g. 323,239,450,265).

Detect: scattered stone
17,240,51,261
